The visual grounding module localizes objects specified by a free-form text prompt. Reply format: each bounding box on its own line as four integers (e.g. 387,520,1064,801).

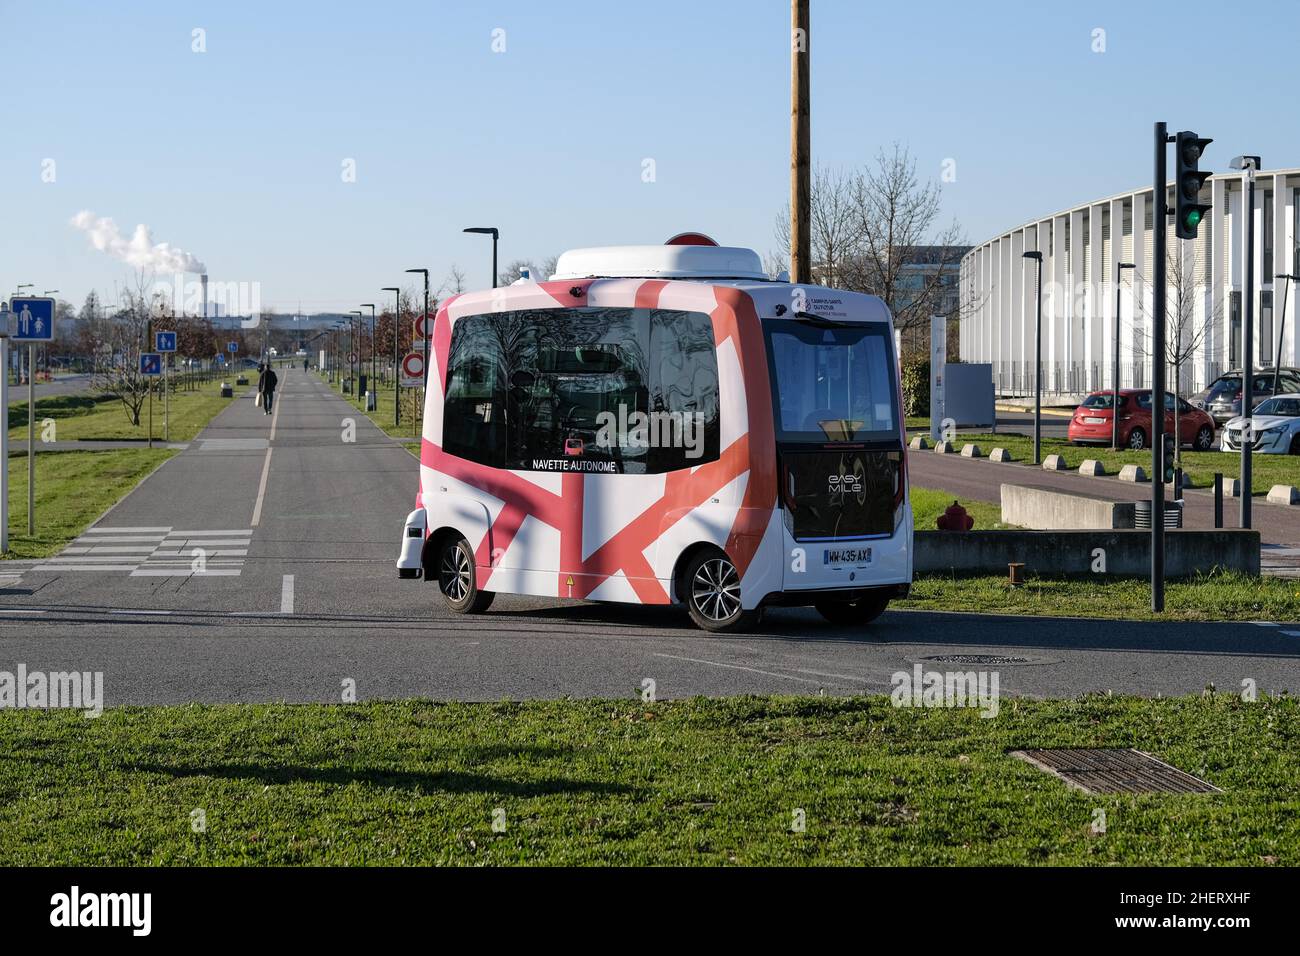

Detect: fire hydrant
936,500,974,531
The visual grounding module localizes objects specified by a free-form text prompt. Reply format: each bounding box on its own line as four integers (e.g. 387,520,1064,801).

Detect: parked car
1068,389,1217,451
1221,393,1300,454
1191,367,1300,425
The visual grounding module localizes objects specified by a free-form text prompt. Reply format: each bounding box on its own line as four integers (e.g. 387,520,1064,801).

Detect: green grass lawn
900,569,1299,622
8,380,250,444
0,694,1293,865
912,486,1017,530
909,427,1298,496
326,372,423,441
3,449,175,559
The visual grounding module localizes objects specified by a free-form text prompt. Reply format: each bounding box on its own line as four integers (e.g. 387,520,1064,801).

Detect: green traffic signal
1185,209,1202,229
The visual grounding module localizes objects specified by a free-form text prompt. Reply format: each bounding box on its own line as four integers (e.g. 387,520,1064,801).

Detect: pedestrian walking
258,362,279,416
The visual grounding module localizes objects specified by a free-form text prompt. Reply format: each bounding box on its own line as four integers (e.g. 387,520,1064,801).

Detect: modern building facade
959,169,1300,400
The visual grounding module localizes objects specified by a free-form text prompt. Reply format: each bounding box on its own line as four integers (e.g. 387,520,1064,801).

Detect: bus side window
648,309,720,472
443,317,507,466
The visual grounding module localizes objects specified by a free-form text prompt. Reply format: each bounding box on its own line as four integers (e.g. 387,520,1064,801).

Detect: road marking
269,388,282,442
83,526,170,534
0,609,44,615
1283,630,1300,637
651,652,825,686
281,574,294,614
108,609,172,616
251,447,273,527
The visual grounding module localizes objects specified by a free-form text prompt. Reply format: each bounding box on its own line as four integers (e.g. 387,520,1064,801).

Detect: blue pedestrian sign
140,353,162,376
155,331,177,353
227,341,239,353
9,297,56,342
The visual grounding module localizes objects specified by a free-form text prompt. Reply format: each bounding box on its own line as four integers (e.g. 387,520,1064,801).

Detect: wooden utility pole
790,0,811,283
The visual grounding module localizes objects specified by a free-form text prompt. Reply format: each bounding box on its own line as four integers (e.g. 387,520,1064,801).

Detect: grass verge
912,486,1017,530
0,694,1293,865
909,427,1297,496
900,569,1299,622
326,373,423,442
3,449,176,559
9,380,250,444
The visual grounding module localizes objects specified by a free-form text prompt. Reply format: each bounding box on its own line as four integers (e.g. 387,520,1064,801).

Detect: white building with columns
959,169,1300,400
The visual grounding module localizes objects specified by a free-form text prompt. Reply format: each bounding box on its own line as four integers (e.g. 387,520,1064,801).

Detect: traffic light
1175,131,1213,240
1162,433,1176,485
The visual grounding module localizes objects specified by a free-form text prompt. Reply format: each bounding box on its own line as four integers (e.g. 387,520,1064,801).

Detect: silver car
1221,393,1300,454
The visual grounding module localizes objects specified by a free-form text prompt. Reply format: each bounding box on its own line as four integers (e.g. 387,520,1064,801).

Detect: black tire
1127,427,1147,450
435,535,494,614
682,549,763,633
815,595,890,626
1195,425,1215,451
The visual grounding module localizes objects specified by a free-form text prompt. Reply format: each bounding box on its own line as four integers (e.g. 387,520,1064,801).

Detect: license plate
1084,416,1105,424
824,547,872,567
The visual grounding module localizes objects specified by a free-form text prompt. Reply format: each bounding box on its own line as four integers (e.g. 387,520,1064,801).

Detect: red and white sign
413,313,433,341
400,351,424,388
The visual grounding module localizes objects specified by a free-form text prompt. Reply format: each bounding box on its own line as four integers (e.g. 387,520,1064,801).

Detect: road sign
413,313,433,340
9,297,55,342
156,331,177,353
349,352,358,364
400,351,424,387
228,341,239,353
140,353,162,376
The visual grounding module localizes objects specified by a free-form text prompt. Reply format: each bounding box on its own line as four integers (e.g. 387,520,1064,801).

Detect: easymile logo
50,886,151,936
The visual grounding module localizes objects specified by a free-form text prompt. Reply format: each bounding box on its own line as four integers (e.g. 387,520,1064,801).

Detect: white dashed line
281,574,294,614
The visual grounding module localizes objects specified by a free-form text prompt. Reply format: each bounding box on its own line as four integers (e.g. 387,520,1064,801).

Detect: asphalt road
0,368,1295,708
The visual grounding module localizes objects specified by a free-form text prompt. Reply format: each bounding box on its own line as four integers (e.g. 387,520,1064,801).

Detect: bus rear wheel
435,535,495,614
683,549,763,633
815,595,890,626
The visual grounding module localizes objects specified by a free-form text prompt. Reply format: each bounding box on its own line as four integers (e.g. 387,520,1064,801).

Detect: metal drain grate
923,654,1029,666
1011,748,1220,795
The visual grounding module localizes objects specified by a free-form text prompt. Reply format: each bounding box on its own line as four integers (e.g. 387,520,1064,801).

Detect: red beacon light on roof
664,232,719,247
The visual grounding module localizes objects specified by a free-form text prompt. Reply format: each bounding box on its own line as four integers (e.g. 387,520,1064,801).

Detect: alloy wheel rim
692,558,741,621
440,546,471,602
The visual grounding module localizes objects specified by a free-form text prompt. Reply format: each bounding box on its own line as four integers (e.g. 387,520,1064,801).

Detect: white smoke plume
70,210,206,274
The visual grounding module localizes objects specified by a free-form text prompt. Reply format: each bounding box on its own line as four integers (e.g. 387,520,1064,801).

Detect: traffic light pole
1240,163,1256,531
1151,122,1169,613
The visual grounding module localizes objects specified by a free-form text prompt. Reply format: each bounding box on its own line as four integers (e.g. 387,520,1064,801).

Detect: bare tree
440,265,467,297
90,270,163,426
1132,240,1220,457
773,146,968,352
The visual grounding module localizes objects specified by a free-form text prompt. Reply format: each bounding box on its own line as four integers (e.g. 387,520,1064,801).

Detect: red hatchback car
1068,389,1217,451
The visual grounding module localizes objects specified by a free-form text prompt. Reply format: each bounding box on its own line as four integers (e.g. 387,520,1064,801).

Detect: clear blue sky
4,0,1299,312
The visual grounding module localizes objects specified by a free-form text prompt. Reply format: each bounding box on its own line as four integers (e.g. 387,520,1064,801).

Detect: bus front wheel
682,549,763,633
435,535,495,614
815,595,889,626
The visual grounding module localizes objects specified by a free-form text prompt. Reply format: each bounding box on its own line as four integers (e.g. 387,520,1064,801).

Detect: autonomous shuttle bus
396,236,912,632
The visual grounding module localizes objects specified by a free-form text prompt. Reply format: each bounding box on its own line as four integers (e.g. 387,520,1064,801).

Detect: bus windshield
764,320,899,444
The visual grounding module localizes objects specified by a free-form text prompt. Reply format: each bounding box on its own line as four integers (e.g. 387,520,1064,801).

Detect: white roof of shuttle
551,245,769,281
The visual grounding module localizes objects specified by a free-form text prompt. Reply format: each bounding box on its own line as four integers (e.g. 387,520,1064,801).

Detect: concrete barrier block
960,443,983,458
1042,454,1067,471
1078,459,1106,476
908,435,930,451
1223,477,1242,497
915,529,1260,576
1118,464,1148,482
1165,473,1193,489
1267,484,1300,505
988,447,1014,463
1001,482,1136,530
933,441,955,454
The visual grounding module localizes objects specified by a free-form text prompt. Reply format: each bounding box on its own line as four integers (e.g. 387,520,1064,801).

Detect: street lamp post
1112,262,1136,449
1022,250,1044,465
463,227,500,288
361,303,376,407
406,268,430,411
1230,155,1261,530
349,310,363,398
1273,273,1298,400
382,287,401,427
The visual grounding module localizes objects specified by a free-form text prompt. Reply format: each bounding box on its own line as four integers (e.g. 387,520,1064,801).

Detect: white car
1221,393,1300,454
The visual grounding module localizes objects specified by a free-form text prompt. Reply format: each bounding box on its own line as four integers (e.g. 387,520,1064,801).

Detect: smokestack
201,274,208,320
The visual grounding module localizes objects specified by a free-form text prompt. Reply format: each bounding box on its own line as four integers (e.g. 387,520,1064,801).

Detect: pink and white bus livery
396,238,912,632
